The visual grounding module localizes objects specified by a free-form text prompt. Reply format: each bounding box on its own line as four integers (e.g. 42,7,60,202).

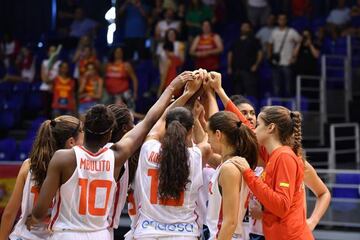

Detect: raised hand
208,71,222,92
192,99,205,120
169,71,194,92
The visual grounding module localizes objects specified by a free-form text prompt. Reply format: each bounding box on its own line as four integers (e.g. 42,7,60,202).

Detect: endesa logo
142,220,194,233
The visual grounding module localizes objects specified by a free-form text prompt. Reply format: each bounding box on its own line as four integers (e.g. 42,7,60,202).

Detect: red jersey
195,34,220,71
79,56,97,77
80,75,101,103
225,100,313,240
165,55,182,88
105,62,130,95
52,76,75,111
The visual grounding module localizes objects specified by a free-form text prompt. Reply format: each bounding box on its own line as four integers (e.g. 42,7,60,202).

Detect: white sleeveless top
124,181,140,240
248,167,264,235
105,143,129,229
206,160,250,240
10,170,52,240
49,146,116,232
133,139,203,238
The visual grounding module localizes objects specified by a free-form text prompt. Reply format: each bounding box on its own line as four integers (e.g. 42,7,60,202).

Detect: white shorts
50,229,111,240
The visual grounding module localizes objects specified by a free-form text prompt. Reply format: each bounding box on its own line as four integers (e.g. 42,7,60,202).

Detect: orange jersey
105,62,130,95
195,34,219,71
225,100,313,240
164,55,182,88
52,76,75,111
79,56,97,77
80,75,101,103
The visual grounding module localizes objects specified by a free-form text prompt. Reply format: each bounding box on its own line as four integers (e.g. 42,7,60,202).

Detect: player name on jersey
79,158,111,172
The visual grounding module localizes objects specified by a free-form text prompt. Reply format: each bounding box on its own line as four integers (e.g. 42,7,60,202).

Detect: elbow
275,201,292,218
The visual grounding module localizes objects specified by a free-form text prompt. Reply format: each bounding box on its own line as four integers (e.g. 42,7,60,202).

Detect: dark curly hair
158,107,194,200
84,104,115,142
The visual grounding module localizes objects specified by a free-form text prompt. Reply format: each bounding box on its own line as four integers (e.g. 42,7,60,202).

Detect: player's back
134,139,203,238
49,145,116,234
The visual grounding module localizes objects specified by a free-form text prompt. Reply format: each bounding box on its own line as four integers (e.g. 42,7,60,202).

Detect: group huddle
0,69,330,240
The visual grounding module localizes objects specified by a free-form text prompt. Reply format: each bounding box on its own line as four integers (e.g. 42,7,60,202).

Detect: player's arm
28,151,64,226
0,160,29,240
304,161,331,231
217,163,241,240
112,71,193,167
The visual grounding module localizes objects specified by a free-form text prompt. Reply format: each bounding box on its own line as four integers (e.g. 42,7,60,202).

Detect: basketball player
26,71,194,239
0,116,83,240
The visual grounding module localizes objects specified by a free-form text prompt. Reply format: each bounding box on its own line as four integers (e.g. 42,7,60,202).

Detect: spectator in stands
14,46,35,82
56,0,78,37
157,42,183,97
157,28,185,83
291,0,311,17
326,0,351,39
72,35,92,63
69,7,98,39
228,22,263,98
149,0,165,36
52,62,76,117
246,0,271,29
256,14,276,56
155,7,181,42
75,45,99,79
104,47,138,110
40,45,62,118
3,58,22,82
0,33,20,68
78,62,103,114
118,0,150,60
190,20,223,71
186,0,214,40
293,29,320,76
268,14,301,97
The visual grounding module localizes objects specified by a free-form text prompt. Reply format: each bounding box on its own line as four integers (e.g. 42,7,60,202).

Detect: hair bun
50,119,57,127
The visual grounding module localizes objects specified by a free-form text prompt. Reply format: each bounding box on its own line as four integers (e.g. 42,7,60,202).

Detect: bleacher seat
16,139,34,161
0,138,17,161
332,173,360,210
0,111,15,130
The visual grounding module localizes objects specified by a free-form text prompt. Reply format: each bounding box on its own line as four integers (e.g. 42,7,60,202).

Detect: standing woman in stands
104,47,138,110
231,106,314,240
0,116,83,240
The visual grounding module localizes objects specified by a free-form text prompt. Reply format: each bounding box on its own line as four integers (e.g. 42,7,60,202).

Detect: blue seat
332,173,360,211
0,138,17,161
290,17,310,32
0,111,15,130
30,116,47,130
16,139,34,161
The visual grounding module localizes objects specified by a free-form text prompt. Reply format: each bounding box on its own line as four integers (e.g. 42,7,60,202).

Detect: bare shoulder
51,149,76,167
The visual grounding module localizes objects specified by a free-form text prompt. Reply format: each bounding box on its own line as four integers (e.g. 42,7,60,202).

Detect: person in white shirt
247,0,271,28
256,14,275,55
268,14,301,97
327,0,351,26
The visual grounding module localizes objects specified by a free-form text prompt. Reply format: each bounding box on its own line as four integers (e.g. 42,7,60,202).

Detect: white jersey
10,170,51,240
105,143,129,229
133,139,203,238
49,146,116,233
206,161,250,240
197,165,216,228
248,167,264,236
124,182,140,240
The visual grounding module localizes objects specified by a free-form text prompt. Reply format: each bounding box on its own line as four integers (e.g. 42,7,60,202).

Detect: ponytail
158,107,194,200
29,120,56,187
235,124,258,169
158,121,190,200
290,111,305,161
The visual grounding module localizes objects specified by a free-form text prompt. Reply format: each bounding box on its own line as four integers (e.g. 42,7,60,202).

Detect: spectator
75,45,99,79
40,45,62,118
327,0,350,26
0,33,20,68
149,0,164,36
247,0,271,29
156,28,185,81
52,62,76,117
155,7,181,41
56,0,78,37
69,7,98,39
186,0,214,40
268,14,301,97
157,42,183,97
293,29,320,76
256,14,276,55
118,0,150,60
190,20,223,71
78,62,103,114
72,35,92,63
228,22,263,97
104,47,138,110
15,46,35,82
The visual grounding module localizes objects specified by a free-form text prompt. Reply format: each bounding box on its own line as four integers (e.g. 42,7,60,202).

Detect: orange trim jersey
225,100,313,240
